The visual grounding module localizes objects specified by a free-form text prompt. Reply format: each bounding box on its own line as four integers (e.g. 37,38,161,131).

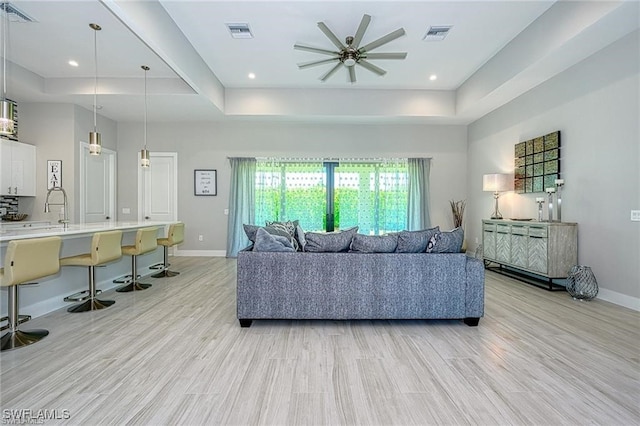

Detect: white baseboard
596,288,640,311
173,249,227,257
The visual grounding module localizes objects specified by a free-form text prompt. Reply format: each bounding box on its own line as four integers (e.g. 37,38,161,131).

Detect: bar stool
116,227,158,292
1,236,62,351
60,230,123,313
152,222,185,278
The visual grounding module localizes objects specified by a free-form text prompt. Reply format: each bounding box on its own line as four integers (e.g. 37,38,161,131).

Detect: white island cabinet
0,139,36,196
0,221,169,319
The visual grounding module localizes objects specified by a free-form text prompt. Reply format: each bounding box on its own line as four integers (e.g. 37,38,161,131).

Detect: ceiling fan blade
294,44,339,56
298,57,340,69
317,21,345,50
320,62,342,82
352,14,371,48
361,52,407,60
358,59,386,76
359,28,406,53
348,66,356,83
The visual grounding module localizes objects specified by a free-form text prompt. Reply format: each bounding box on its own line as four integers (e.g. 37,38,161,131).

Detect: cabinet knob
14,187,17,194
7,187,11,194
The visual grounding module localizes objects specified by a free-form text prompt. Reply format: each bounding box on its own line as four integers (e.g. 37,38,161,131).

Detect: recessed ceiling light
429,74,437,81
68,60,79,67
248,73,256,79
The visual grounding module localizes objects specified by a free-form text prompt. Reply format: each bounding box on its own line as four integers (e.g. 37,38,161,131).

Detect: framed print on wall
194,169,217,196
47,160,62,189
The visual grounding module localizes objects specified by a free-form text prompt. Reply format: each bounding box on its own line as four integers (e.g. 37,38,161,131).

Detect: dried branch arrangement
450,199,466,228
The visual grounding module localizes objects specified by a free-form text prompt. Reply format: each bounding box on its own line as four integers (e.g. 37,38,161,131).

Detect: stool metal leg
67,266,115,313
116,255,152,292
151,246,180,278
1,287,49,352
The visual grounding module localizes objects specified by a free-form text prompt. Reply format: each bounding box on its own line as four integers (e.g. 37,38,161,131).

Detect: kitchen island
1,221,170,319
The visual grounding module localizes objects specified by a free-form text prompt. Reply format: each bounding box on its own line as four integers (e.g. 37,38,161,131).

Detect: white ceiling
2,0,638,124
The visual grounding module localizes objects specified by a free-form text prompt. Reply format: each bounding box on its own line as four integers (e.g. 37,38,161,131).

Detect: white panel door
80,143,116,224
139,152,177,223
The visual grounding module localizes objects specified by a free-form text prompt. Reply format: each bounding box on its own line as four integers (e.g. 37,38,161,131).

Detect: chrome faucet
44,187,69,228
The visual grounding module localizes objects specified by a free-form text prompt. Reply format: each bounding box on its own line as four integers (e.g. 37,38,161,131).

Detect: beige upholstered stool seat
1,236,62,351
116,227,158,292
152,222,185,278
60,230,123,313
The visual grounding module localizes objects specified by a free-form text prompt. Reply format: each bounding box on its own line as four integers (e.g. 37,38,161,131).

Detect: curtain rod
227,156,432,162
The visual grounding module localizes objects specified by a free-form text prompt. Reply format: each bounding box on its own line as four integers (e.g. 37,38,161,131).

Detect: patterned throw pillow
253,228,295,252
395,227,440,253
265,220,300,251
350,234,398,253
426,227,464,253
304,227,359,252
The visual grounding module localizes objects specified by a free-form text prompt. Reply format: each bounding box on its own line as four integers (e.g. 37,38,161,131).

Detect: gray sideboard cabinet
482,219,578,290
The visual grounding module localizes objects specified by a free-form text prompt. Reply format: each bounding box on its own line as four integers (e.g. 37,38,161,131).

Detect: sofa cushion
396,227,440,253
304,227,358,252
427,227,464,253
350,233,398,253
253,227,295,252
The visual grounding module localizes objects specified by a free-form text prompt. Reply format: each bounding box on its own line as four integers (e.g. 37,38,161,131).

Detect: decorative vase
566,265,598,300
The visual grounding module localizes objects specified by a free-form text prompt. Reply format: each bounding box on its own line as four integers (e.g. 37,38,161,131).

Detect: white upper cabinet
0,139,36,197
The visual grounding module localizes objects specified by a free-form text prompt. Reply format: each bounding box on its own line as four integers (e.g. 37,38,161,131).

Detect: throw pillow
266,220,300,251
253,227,295,252
427,227,464,253
243,222,300,250
295,224,307,252
304,227,359,253
395,227,440,253
350,233,398,253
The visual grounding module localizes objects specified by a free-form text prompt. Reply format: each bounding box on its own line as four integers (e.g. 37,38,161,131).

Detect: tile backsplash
0,196,19,215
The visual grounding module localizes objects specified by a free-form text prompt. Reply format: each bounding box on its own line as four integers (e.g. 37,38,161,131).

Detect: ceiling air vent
226,23,253,39
0,2,36,23
423,26,452,42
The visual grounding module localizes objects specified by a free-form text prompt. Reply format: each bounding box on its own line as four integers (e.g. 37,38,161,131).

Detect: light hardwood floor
1,257,638,425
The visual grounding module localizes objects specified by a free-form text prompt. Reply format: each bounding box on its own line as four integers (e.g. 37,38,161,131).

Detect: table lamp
483,173,512,219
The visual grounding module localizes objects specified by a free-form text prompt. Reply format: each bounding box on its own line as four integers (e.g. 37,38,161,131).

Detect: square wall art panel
514,130,561,193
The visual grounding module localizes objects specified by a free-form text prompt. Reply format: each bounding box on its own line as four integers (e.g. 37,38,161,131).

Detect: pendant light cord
93,26,98,131
2,6,7,99
143,66,147,150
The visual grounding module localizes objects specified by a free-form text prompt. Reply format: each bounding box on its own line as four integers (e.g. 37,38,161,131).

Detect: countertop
0,221,170,242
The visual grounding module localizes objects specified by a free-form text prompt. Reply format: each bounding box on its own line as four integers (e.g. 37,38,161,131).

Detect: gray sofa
236,250,485,327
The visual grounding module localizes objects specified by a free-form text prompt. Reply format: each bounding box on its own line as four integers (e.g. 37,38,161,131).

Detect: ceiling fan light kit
294,14,407,83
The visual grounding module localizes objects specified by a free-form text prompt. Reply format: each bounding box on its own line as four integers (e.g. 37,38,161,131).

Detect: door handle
145,216,150,220
105,216,110,220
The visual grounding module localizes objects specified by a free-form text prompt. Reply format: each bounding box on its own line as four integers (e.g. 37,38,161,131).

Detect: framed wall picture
47,160,62,189
194,169,217,196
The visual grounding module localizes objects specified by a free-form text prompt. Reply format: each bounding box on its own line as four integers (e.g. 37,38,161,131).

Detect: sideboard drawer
529,227,547,238
497,224,510,233
511,225,528,236
483,223,496,232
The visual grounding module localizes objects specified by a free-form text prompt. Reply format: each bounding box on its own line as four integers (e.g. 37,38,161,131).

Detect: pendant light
0,4,15,136
88,23,102,155
140,65,150,168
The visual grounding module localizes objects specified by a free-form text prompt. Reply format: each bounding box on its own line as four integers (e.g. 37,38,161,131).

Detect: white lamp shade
483,173,512,192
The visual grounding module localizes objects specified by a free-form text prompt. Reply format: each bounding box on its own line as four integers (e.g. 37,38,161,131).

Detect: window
255,159,408,234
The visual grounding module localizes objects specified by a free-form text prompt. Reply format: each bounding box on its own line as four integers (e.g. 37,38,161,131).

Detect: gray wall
116,121,469,254
18,103,117,223
466,31,640,307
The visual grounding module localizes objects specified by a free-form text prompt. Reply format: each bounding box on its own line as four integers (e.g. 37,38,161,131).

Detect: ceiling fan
294,14,407,83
